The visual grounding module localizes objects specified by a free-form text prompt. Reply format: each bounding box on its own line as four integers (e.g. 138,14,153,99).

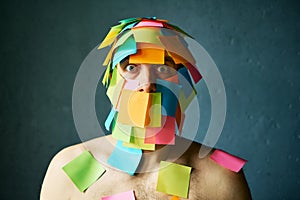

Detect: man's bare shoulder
40,135,114,200
180,139,252,199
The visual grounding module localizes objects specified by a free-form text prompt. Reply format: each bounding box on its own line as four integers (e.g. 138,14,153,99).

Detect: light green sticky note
123,127,155,150
106,68,125,108
62,151,106,192
132,27,164,46
112,121,132,143
148,93,161,127
156,161,192,198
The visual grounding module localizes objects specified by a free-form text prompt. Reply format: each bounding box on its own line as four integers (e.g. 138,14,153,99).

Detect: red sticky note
210,150,247,172
184,62,202,84
102,190,136,200
145,116,175,145
134,20,164,28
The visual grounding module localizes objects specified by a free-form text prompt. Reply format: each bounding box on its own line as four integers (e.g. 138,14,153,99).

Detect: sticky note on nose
118,89,150,127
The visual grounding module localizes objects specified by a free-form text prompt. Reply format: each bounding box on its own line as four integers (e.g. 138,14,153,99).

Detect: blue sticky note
107,141,142,175
178,68,194,98
112,35,137,68
156,79,181,117
105,108,117,131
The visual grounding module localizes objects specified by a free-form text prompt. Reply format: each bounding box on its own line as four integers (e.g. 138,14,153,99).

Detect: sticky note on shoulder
62,151,106,192
156,161,191,198
210,149,247,172
102,190,136,200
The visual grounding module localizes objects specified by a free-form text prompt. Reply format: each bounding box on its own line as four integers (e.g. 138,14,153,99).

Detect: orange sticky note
129,43,165,64
118,90,150,127
171,196,180,200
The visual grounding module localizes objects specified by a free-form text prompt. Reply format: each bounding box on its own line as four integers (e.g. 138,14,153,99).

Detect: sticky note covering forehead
156,161,192,198
62,151,106,192
129,44,165,64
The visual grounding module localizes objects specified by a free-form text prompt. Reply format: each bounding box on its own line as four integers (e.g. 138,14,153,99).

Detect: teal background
1,0,299,199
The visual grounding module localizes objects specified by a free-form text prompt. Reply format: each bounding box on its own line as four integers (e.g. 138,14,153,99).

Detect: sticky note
178,67,194,98
134,20,164,28
114,31,133,50
148,93,161,127
171,196,180,200
112,120,132,143
178,89,196,112
158,35,195,65
156,79,181,117
118,89,150,127
106,68,125,108
123,127,155,150
112,35,137,68
210,150,247,172
105,108,117,131
185,62,202,84
102,190,136,200
156,161,191,198
98,23,125,49
145,116,175,145
129,44,165,64
62,151,106,192
107,141,142,175
132,27,163,46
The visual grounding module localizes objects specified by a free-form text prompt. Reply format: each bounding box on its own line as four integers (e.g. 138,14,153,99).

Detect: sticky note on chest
156,161,192,198
102,190,136,200
62,151,106,192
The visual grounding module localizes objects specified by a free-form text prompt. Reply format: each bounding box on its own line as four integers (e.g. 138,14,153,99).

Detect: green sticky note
62,151,106,192
156,161,192,198
148,93,161,127
112,120,132,143
123,127,155,150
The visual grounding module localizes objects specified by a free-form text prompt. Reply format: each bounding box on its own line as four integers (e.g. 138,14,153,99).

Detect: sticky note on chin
117,90,150,127
210,149,247,172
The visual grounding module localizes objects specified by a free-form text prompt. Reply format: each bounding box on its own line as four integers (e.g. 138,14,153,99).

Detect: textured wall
1,0,299,199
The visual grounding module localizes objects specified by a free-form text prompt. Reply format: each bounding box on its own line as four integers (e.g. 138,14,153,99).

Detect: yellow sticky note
132,27,163,46
123,127,155,150
129,44,165,64
112,121,132,143
148,93,161,127
118,90,150,127
156,161,192,198
178,90,196,112
106,68,125,108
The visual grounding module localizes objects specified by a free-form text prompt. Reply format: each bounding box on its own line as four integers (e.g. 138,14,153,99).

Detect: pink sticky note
165,74,179,84
124,80,139,91
134,20,163,28
102,190,136,200
184,62,202,84
210,150,247,172
145,116,175,145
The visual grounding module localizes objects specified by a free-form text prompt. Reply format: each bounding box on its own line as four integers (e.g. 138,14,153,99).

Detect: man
40,17,252,200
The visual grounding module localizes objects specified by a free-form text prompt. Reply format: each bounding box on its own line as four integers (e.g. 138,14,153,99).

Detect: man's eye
156,65,170,73
125,65,137,72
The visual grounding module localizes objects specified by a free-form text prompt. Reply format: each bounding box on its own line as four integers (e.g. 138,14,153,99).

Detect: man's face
117,56,181,92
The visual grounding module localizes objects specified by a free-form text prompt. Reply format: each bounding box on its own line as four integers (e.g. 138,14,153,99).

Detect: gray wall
1,0,299,199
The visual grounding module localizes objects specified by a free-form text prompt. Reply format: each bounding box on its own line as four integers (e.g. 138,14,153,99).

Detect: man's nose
138,83,156,93
137,64,156,93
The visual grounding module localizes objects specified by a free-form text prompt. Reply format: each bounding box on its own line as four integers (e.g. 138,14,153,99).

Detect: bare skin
40,135,252,200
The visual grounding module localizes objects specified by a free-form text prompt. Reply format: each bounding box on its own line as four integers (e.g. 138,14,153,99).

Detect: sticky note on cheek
210,149,247,172
62,151,106,192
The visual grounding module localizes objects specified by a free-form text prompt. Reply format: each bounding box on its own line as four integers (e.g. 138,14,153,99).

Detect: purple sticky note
210,149,247,172
102,190,136,200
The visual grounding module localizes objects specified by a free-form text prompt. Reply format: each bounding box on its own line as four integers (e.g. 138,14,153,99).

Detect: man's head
98,17,202,150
